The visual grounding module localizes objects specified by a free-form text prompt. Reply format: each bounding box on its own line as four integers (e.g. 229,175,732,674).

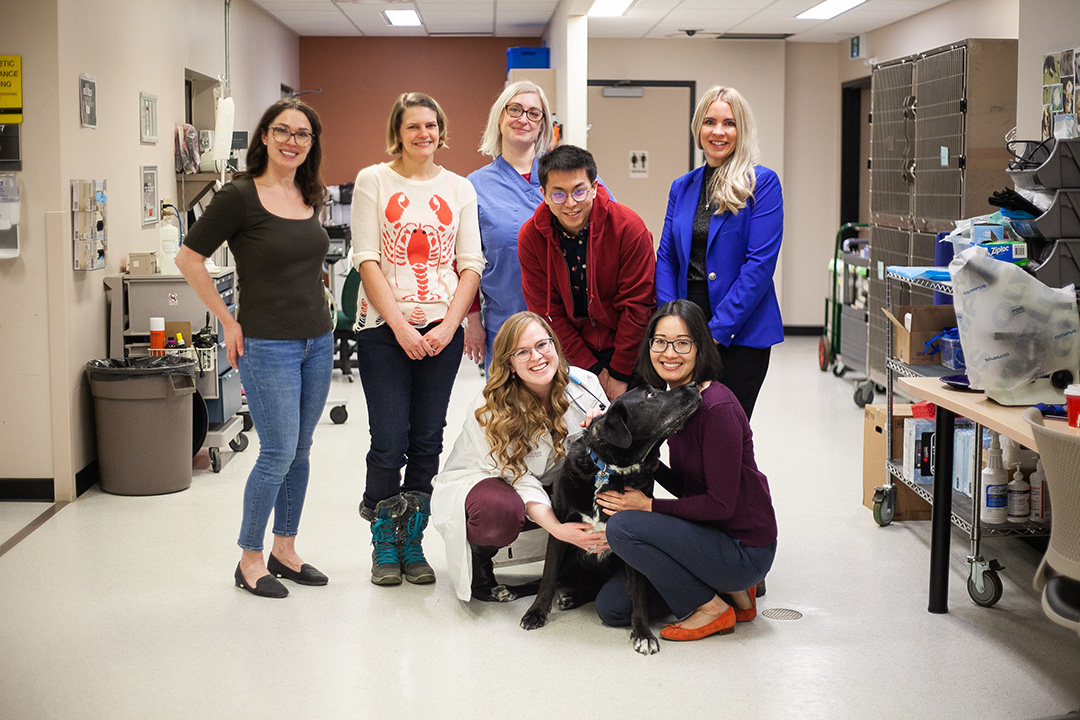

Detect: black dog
519,383,702,654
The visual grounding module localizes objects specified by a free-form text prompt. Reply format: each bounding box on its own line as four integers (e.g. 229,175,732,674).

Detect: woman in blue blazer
655,86,784,420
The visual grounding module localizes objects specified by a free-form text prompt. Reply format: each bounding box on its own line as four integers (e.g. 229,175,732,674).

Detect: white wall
0,0,297,497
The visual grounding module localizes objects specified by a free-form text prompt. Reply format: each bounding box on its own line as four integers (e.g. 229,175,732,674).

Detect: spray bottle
981,431,1009,524
1029,458,1050,523
1007,463,1030,523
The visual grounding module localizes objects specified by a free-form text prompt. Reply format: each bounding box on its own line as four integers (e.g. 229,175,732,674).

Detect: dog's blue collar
588,447,611,492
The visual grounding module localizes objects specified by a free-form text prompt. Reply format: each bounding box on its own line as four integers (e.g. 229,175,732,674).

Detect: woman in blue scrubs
465,81,553,369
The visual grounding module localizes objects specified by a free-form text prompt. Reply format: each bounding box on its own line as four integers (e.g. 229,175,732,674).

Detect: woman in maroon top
594,299,777,641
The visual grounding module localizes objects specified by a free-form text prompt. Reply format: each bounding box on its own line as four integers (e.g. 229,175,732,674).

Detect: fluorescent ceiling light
796,0,866,20
589,0,634,17
384,9,422,26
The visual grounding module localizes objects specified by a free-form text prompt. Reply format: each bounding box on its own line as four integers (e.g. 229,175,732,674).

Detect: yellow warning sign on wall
0,55,23,124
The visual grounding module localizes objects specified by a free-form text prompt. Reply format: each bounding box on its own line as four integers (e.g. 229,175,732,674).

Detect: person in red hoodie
518,145,656,400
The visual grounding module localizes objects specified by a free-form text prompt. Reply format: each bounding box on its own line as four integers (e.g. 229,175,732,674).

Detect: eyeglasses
269,125,314,147
649,337,694,354
510,337,555,361
505,104,545,123
548,187,592,204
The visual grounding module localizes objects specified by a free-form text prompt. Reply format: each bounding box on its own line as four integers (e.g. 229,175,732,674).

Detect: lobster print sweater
351,163,485,328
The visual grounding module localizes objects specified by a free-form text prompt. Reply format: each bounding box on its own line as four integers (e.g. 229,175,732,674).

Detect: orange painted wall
299,37,542,186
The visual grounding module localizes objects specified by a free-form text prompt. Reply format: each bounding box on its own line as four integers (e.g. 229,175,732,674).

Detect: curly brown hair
477,312,571,482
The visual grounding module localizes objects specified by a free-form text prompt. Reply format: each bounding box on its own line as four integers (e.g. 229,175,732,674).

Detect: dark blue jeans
235,332,334,552
355,322,464,508
596,510,776,624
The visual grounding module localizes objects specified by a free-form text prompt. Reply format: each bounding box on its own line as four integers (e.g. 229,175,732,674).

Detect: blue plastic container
507,46,550,71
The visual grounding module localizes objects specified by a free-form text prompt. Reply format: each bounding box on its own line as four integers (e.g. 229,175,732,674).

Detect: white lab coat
431,368,608,601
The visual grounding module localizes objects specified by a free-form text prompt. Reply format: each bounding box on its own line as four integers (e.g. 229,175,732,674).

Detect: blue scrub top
467,155,544,368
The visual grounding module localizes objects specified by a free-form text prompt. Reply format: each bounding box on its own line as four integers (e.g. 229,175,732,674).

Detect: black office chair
1023,408,1080,719
334,268,360,382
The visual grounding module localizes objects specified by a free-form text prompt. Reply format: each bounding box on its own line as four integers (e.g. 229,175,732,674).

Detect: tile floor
0,337,1078,719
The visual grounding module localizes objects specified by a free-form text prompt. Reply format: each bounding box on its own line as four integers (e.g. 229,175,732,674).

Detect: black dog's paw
556,591,585,611
520,609,548,630
491,584,516,603
631,629,660,655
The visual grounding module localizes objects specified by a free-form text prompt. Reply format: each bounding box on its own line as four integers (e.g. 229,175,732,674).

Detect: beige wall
0,0,62,482
1017,0,1080,138
837,0,1020,84
784,43,841,327
1,0,297,497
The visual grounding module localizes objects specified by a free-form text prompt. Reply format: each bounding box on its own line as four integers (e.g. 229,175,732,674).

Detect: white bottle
1030,458,1051,523
981,432,1009,524
159,210,181,275
1007,463,1030,523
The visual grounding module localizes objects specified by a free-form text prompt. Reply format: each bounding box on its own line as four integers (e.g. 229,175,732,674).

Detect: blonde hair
477,312,571,482
385,92,449,156
691,86,760,215
478,81,553,159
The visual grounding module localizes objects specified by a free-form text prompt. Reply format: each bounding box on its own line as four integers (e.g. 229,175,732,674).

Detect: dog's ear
597,402,634,449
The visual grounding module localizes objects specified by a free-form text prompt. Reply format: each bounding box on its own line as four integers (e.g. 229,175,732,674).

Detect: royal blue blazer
655,164,784,349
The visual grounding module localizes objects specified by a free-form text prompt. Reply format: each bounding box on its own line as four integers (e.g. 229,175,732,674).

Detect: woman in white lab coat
431,311,608,602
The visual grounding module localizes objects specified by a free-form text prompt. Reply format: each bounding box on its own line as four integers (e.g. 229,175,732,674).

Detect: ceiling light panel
796,0,866,21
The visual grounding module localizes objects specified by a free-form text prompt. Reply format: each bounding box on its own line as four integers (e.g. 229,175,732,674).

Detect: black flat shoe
267,554,329,586
234,563,289,598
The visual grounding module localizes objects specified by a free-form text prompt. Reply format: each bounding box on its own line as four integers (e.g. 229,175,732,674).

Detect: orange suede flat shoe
660,606,736,641
734,584,757,623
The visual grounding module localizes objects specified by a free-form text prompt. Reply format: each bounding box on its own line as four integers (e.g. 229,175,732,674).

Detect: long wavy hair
691,85,760,216
478,80,553,158
240,98,325,210
477,312,572,482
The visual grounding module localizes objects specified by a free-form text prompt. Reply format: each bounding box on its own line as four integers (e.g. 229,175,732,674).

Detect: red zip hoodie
517,185,656,379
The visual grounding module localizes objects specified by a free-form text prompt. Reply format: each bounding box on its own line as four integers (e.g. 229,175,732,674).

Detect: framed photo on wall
141,165,158,226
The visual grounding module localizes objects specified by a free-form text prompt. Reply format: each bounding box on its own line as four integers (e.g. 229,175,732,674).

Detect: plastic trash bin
86,356,197,495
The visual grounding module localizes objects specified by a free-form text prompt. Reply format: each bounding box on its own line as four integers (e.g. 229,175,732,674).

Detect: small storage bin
507,46,550,71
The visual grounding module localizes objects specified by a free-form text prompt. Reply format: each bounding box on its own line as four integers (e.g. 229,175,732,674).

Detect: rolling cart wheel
330,405,348,424
240,412,254,432
873,497,895,526
967,570,1003,607
209,446,222,473
229,433,249,452
854,381,874,408
818,335,832,372
832,361,848,378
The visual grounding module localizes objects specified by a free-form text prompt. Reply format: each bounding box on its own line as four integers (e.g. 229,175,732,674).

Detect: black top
183,177,332,340
687,164,718,315
556,219,590,319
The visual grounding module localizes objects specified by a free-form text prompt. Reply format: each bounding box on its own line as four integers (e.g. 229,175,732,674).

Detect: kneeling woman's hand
554,522,609,554
596,488,653,515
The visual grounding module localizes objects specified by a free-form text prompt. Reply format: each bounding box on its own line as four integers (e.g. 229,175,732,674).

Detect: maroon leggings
465,477,539,547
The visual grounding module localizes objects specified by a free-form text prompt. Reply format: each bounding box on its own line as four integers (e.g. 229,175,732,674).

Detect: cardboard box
862,404,932,521
882,305,957,365
128,251,159,275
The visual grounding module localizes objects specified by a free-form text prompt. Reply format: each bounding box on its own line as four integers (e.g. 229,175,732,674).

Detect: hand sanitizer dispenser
0,173,18,259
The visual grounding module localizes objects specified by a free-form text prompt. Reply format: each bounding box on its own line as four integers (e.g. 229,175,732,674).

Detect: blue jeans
235,332,333,552
355,322,464,508
596,510,776,624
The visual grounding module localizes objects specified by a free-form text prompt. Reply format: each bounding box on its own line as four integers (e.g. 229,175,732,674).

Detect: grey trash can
86,357,197,495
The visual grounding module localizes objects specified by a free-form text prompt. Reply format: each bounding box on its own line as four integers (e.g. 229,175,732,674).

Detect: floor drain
761,608,803,620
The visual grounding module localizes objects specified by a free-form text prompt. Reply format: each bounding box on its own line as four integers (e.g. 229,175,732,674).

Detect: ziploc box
904,417,936,485
882,305,957,365
939,334,965,370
